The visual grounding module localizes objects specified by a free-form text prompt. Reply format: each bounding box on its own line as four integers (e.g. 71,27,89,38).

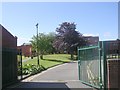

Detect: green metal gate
78,41,107,90
17,49,22,80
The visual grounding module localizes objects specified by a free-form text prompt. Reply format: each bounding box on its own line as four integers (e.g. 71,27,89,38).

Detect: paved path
6,61,92,89
31,61,79,81
22,57,32,62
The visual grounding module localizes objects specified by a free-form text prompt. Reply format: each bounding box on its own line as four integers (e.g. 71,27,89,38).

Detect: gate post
98,41,103,90
0,25,2,90
20,49,22,80
77,47,80,80
0,47,2,90
102,41,107,90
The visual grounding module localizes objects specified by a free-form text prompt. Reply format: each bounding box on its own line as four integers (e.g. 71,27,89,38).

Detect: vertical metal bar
36,23,39,65
20,49,22,80
78,47,80,80
98,41,102,90
102,41,107,90
118,40,120,59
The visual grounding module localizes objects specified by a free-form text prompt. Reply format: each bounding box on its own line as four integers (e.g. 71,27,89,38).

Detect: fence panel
2,48,18,87
78,46,102,88
78,43,103,89
103,40,120,89
78,40,119,90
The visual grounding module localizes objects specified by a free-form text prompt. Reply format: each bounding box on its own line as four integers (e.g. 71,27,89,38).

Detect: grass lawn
23,54,71,69
17,55,29,60
22,56,29,60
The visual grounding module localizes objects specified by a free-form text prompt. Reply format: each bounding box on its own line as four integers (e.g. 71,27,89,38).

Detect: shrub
18,64,46,75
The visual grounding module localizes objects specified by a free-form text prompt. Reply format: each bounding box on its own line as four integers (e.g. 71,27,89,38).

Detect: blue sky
1,2,118,46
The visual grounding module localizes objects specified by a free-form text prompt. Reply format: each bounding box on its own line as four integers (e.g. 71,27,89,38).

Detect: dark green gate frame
17,49,22,80
78,41,107,90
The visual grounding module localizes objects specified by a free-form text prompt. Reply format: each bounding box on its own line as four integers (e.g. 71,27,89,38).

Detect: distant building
105,40,119,55
17,43,32,57
84,36,99,46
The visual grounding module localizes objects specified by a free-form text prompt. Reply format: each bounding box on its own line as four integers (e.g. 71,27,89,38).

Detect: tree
30,32,55,59
53,22,86,59
47,32,56,54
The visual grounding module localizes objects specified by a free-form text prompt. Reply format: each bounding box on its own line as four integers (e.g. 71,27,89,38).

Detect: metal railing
78,43,103,89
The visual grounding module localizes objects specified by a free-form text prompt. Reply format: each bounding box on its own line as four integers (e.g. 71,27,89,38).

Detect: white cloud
83,33,99,36
17,37,30,46
103,32,111,37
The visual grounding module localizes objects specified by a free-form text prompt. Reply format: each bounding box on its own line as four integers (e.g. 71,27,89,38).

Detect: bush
18,64,46,75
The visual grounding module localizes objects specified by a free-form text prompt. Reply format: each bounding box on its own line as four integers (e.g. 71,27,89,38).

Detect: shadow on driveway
3,82,70,90
43,58,70,63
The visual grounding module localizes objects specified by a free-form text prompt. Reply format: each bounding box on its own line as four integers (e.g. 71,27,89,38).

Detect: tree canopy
30,32,55,59
53,22,86,58
30,22,87,60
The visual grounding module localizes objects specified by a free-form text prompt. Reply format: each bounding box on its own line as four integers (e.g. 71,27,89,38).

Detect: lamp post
36,23,39,65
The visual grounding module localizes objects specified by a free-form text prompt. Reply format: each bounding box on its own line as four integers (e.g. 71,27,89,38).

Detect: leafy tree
30,35,37,51
30,32,55,59
45,32,56,54
53,22,86,59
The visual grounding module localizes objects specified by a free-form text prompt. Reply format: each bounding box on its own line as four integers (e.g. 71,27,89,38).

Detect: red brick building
17,43,32,57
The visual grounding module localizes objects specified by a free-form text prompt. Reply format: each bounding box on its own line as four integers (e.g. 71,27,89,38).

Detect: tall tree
53,22,86,59
30,32,55,59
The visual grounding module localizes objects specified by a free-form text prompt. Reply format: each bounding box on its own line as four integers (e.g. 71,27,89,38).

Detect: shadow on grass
42,58,70,63
3,82,70,90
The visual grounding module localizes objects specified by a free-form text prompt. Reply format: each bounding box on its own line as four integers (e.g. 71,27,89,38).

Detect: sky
1,2,118,46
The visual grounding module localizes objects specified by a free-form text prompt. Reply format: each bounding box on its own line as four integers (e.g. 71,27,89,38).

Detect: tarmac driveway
6,61,92,89
31,61,79,81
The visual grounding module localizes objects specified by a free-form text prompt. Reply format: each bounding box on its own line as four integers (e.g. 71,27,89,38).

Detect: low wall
107,59,120,89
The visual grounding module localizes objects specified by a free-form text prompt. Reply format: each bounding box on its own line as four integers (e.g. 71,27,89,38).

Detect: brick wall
107,59,120,89
17,45,32,57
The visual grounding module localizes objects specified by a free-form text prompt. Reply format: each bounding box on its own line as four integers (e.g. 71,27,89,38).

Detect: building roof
23,43,31,46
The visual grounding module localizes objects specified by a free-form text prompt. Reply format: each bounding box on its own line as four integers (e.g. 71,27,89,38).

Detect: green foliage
18,54,71,76
22,54,71,69
30,36,37,51
30,32,56,59
18,64,46,75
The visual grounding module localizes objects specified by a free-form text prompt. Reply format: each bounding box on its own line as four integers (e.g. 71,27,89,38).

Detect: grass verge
22,54,71,69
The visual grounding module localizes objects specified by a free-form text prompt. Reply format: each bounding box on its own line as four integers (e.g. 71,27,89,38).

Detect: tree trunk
40,54,43,60
70,47,74,60
71,51,74,60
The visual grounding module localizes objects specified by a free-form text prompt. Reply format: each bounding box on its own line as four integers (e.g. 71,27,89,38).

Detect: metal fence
17,49,22,80
17,49,32,80
2,48,18,88
78,44,103,89
78,40,119,90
